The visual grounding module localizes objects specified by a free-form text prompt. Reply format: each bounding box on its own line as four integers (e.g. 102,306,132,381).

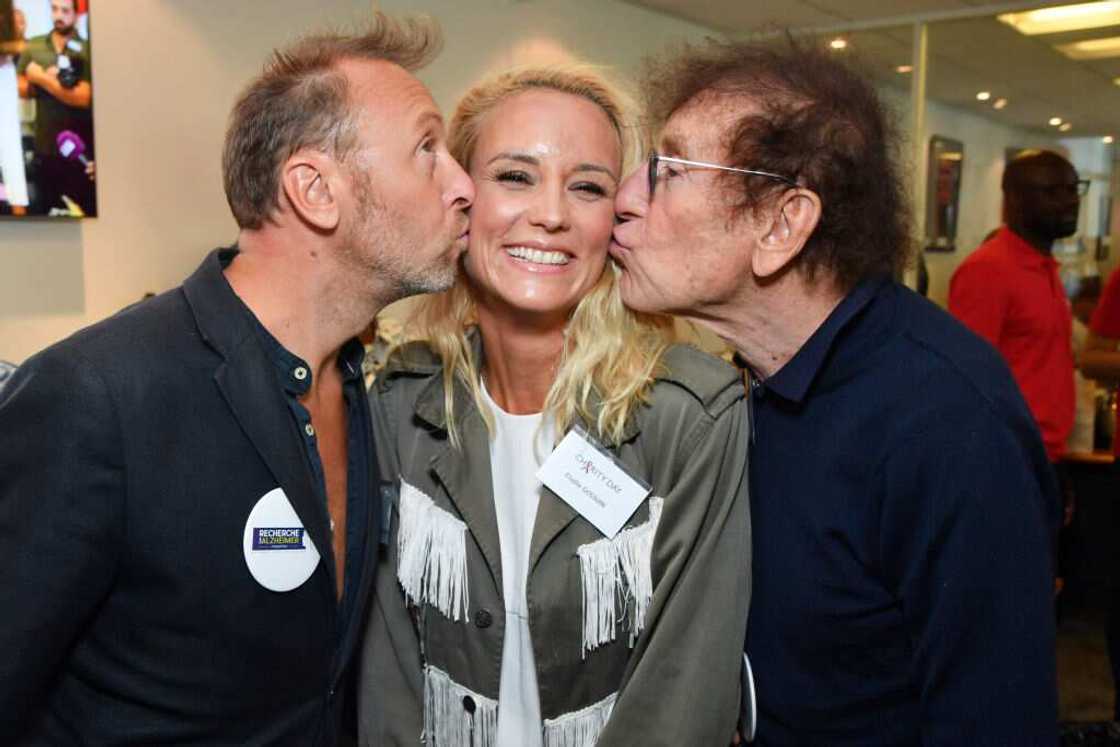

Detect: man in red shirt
949,150,1082,464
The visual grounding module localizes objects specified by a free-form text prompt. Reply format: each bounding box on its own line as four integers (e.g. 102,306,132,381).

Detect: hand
25,61,58,87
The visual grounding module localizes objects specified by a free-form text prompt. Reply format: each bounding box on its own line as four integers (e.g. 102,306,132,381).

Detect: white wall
377,0,712,115
0,0,373,364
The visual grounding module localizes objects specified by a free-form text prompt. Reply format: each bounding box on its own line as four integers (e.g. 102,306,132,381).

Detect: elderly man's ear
280,151,342,232
752,188,821,278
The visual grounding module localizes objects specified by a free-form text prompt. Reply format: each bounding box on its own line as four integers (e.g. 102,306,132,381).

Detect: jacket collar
407,328,641,445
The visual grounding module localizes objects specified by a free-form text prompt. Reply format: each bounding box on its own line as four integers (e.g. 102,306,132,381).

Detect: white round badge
242,487,320,592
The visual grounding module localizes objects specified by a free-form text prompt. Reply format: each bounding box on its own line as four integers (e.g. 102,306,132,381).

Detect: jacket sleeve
949,261,1008,349
879,408,1058,745
0,348,124,737
357,383,425,747
597,393,751,747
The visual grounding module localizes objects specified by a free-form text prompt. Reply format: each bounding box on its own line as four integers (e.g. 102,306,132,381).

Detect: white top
481,380,552,747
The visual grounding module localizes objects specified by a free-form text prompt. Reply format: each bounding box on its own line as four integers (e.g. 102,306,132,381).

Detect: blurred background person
17,0,92,215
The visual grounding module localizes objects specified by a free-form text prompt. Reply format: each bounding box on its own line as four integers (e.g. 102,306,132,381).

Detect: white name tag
536,428,650,538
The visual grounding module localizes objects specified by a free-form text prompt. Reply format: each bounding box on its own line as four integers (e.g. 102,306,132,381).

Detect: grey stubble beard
342,168,460,308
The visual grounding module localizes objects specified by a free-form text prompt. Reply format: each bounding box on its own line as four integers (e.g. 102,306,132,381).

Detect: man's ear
280,150,341,232
752,188,821,278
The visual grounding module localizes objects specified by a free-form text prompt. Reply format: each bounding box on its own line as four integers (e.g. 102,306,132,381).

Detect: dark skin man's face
1005,153,1082,246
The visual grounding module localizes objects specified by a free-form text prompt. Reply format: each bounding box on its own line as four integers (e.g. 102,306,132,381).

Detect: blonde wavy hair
412,64,674,447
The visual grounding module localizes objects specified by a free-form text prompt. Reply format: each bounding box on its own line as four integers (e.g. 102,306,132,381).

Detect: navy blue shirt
744,277,1058,745
238,283,373,632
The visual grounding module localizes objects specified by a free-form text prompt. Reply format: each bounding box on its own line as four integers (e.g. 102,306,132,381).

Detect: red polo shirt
1090,267,1120,456
949,226,1075,460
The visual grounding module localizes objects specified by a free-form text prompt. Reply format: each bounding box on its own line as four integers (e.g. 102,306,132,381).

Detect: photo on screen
0,0,93,218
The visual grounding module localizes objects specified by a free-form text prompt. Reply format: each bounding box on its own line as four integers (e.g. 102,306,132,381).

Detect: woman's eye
573,182,608,197
495,170,532,185
419,137,436,154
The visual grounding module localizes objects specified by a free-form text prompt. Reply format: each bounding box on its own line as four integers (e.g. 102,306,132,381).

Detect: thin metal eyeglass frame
1029,179,1090,198
647,151,797,199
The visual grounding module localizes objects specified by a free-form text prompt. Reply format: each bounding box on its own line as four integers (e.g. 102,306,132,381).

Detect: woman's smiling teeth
506,246,570,265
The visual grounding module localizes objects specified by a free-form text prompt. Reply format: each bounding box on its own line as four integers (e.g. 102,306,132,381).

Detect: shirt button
474,609,493,628
294,366,308,381
462,695,476,714
304,423,315,437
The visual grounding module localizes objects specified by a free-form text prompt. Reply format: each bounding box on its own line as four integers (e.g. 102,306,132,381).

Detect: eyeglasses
1027,179,1090,198
647,150,797,199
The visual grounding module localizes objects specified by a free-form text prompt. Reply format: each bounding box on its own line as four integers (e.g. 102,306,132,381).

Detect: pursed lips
609,229,631,257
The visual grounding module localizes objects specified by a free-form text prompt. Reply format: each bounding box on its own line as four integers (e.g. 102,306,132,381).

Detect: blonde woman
359,65,751,746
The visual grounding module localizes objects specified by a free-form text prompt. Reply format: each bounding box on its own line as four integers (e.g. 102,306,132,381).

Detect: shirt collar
222,252,366,396
998,226,1058,270
762,275,887,404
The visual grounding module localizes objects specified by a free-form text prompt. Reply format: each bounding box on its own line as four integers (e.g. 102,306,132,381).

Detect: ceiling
622,0,1120,137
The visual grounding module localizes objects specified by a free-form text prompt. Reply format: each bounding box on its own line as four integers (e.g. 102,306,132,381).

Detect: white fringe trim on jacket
575,497,664,656
423,665,499,747
543,691,617,747
397,480,469,622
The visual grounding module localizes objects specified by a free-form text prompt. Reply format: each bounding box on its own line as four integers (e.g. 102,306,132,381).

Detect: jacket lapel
428,387,505,594
528,486,579,574
183,248,336,605
214,342,337,598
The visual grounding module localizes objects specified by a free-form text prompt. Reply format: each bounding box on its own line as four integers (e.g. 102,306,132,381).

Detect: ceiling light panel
999,2,1120,36
1056,36,1120,60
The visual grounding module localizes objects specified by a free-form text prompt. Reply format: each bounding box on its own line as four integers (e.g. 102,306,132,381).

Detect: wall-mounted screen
0,0,93,218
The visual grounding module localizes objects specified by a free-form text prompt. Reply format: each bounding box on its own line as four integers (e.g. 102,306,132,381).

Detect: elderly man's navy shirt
744,277,1058,744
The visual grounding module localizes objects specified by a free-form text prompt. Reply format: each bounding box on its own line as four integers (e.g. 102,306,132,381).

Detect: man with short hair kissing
0,14,472,744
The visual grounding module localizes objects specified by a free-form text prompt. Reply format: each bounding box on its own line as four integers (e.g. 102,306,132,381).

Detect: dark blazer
0,248,380,745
